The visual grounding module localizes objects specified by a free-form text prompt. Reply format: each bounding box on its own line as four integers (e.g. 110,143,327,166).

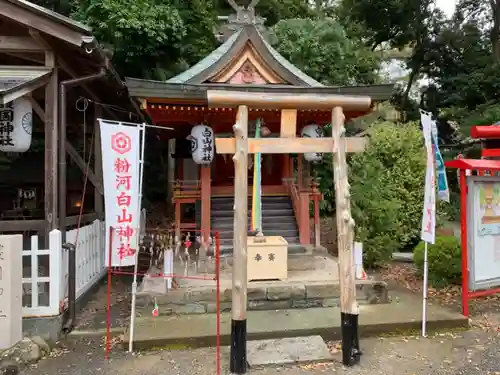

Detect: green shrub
315,120,455,267
316,121,426,266
413,235,461,287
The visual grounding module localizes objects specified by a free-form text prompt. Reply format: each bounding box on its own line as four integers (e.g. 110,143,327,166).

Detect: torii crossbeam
210,89,370,373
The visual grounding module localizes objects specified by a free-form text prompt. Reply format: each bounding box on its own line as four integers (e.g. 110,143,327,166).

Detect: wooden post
167,139,176,215
175,199,181,240
44,49,58,244
200,165,211,243
94,106,103,214
299,192,310,245
312,181,321,248
297,155,303,189
230,105,249,374
332,106,360,366
282,155,290,179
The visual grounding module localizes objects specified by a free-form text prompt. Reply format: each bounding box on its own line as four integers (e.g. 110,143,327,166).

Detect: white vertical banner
419,109,436,338
100,121,141,267
420,111,436,245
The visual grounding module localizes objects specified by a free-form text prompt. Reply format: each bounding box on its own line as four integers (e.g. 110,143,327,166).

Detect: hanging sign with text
420,111,436,244
100,122,141,267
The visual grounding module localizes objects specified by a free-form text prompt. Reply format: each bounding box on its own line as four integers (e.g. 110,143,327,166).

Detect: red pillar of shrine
200,165,211,242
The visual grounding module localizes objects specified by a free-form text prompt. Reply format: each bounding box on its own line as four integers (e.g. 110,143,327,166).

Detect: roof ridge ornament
226,0,261,24
217,0,266,42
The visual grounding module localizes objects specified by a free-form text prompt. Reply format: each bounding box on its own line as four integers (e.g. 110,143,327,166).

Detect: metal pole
128,123,147,352
422,241,429,337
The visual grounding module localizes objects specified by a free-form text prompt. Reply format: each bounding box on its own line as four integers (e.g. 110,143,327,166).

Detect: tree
271,18,381,85
71,0,219,80
336,0,447,106
335,0,422,51
457,0,500,62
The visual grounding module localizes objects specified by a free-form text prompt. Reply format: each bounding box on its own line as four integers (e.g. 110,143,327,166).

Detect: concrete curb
124,311,468,350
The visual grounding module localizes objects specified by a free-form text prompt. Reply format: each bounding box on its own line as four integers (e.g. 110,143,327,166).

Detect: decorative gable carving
228,60,267,84
209,44,285,84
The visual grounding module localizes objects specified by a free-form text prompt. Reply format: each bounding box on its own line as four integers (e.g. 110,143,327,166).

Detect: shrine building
125,4,394,250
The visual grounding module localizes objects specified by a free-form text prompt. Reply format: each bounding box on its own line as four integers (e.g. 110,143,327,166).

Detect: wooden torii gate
210,90,371,373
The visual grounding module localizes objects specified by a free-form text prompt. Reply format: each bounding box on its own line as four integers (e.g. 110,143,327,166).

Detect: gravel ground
17,263,500,375
18,317,500,375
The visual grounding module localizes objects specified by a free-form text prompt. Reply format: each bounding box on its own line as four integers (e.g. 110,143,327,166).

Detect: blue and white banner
430,120,450,202
420,111,436,244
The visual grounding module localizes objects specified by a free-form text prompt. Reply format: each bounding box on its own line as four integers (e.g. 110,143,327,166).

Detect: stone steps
210,195,300,249
135,279,389,316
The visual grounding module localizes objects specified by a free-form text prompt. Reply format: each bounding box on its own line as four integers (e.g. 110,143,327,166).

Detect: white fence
21,219,106,317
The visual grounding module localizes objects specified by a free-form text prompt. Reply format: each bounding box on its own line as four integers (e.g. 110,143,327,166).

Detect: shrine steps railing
284,177,322,245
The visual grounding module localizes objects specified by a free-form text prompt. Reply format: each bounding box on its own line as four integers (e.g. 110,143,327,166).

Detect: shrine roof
165,24,322,87
1,0,144,120
5,0,92,35
125,79,395,103
0,66,52,104
445,158,500,171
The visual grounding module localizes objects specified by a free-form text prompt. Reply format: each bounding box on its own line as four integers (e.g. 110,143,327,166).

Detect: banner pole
128,123,147,353
422,241,429,337
419,109,436,338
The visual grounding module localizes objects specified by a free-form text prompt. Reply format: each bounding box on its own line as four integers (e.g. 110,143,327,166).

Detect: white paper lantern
0,97,32,153
188,125,214,164
301,124,323,162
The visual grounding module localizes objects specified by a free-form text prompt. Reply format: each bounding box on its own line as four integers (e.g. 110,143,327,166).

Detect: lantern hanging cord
75,97,90,163
76,96,142,121
74,98,96,244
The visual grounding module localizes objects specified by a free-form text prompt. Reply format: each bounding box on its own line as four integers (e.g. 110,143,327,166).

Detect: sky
436,0,457,17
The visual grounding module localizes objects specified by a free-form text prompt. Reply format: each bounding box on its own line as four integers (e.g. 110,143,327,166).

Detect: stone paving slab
123,293,468,350
247,336,333,367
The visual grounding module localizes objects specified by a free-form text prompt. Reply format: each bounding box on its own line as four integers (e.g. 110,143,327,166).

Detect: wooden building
0,0,143,244
126,3,394,249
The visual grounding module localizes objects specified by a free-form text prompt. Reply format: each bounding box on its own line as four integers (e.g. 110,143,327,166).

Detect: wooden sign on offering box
247,236,288,281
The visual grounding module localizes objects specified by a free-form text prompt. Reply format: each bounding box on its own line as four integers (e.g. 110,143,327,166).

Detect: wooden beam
215,137,367,154
44,50,58,236
0,36,43,52
65,141,104,194
207,90,372,111
66,213,101,227
0,1,89,47
230,105,249,373
332,106,360,365
4,51,44,64
29,29,119,121
0,220,46,233
280,109,297,137
26,95,44,120
0,74,50,104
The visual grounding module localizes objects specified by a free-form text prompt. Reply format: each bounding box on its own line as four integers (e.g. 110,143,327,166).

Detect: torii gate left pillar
211,90,372,373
